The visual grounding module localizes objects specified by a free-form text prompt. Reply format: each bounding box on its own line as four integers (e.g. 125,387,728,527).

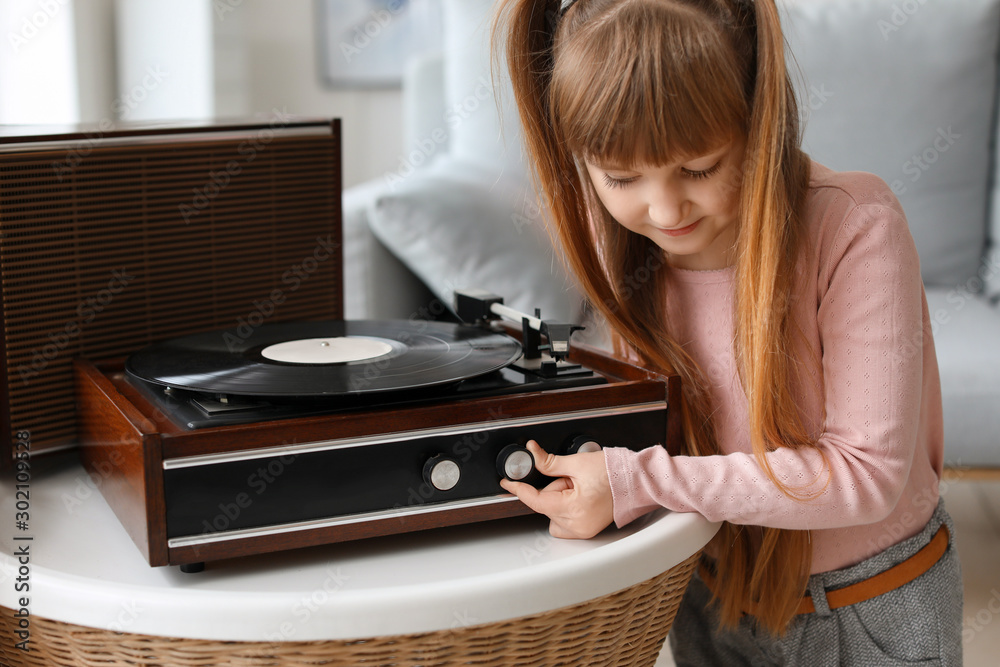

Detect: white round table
1,452,719,664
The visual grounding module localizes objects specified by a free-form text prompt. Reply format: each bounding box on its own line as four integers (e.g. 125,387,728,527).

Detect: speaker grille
0,120,342,460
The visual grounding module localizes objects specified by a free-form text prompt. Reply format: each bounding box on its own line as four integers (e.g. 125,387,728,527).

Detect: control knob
496,444,535,481
566,436,603,455
423,455,461,491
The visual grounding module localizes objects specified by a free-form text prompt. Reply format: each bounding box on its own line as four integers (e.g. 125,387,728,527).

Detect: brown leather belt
697,524,950,616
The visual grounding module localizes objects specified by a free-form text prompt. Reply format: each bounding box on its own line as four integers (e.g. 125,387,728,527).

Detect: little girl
493,0,963,664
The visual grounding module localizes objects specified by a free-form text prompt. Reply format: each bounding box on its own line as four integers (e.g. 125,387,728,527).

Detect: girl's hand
499,440,614,539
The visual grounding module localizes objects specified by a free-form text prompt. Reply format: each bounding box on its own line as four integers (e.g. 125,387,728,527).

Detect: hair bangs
551,0,749,168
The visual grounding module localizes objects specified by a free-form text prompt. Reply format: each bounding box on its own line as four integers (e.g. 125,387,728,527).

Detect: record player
75,289,681,572
34,117,683,572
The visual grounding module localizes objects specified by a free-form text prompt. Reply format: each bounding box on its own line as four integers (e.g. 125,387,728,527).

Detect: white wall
67,0,402,189
237,0,403,189
115,0,215,121
0,0,79,124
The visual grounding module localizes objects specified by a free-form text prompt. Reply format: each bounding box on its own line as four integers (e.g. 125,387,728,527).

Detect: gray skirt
669,499,963,666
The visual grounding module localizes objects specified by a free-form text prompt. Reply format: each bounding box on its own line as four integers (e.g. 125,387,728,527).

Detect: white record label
260,337,395,364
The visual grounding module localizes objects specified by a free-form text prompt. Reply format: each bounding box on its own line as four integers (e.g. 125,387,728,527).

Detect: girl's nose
648,185,692,229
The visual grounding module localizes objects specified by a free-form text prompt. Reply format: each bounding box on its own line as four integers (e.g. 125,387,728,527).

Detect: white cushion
342,180,437,321
368,156,581,323
925,288,1000,466
782,0,1000,289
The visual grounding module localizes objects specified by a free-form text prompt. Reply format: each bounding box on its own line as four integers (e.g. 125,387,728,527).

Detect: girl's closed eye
601,173,639,189
682,161,723,180
600,158,724,190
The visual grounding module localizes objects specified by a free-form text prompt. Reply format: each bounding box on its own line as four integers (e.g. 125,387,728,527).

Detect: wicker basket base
0,552,698,667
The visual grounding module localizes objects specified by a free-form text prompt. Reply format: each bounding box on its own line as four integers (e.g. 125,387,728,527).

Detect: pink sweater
603,163,945,574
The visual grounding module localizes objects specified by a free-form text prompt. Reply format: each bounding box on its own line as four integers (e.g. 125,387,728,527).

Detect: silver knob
567,436,603,455
497,445,535,481
423,456,461,491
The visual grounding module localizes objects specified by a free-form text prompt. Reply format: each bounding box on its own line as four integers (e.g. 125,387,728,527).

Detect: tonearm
454,289,585,364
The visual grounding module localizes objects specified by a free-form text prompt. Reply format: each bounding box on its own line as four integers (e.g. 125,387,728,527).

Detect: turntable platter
125,320,522,397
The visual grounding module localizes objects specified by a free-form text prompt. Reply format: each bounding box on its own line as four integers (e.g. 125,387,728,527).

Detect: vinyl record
124,320,522,397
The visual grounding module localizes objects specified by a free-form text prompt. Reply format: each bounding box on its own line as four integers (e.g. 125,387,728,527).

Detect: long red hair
493,0,824,635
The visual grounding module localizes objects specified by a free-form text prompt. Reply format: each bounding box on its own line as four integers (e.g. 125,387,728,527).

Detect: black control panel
164,405,666,540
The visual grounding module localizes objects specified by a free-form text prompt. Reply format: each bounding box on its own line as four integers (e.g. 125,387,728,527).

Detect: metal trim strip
162,401,667,470
167,494,521,548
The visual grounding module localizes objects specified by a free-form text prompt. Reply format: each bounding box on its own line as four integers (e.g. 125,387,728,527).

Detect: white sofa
343,0,1000,469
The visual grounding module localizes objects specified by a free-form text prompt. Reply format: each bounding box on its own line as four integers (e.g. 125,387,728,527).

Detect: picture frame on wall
317,0,443,89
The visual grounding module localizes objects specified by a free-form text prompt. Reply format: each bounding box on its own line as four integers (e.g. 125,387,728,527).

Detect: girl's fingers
524,439,566,477
499,477,564,517
500,440,614,539
542,477,573,493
